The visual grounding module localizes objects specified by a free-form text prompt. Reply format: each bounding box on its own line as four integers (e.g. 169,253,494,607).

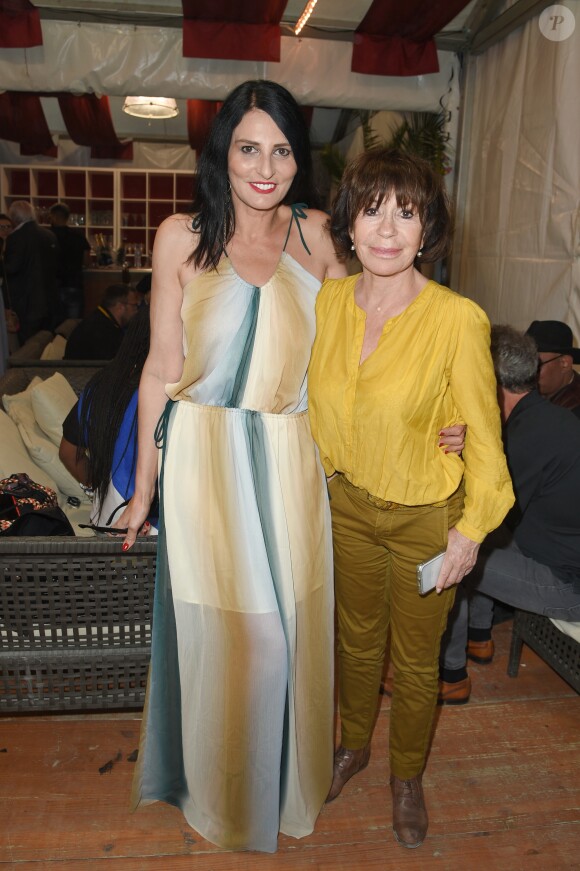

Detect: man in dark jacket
49,202,91,320
64,283,139,360
4,201,59,342
439,325,580,704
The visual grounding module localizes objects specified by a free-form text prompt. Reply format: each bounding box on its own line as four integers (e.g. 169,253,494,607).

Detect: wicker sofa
508,609,580,693
0,538,156,712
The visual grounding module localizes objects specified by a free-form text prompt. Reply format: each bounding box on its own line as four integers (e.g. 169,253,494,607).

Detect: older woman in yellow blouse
308,149,514,850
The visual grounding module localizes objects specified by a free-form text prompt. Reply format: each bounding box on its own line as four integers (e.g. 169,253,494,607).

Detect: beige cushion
40,334,67,360
17,424,86,498
0,412,57,491
30,372,77,446
3,377,84,499
550,618,580,643
2,377,43,432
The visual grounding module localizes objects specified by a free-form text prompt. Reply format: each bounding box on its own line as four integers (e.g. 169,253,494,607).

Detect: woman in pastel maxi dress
120,81,347,852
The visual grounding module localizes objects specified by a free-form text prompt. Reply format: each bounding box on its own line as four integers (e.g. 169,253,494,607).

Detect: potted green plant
320,109,452,184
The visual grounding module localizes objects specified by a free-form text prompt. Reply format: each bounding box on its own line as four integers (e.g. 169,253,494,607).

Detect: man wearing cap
526,320,580,418
438,325,580,704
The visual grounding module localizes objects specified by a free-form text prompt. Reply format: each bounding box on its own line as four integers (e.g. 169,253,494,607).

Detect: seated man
439,325,580,704
64,283,139,360
526,320,580,418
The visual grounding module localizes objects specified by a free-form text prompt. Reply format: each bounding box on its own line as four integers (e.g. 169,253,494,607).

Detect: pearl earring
416,248,423,258
350,239,355,251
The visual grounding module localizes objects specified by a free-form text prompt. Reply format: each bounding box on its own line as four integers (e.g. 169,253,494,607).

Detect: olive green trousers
329,474,463,780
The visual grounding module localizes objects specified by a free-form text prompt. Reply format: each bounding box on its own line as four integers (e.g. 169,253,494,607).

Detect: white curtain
451,13,580,339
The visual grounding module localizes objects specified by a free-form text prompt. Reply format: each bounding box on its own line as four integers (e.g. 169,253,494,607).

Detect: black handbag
0,473,74,536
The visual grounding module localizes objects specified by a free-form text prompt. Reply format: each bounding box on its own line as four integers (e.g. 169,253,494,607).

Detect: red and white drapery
1,0,473,75
352,0,471,77
0,5,131,157
0,0,471,156
57,94,132,160
0,91,55,156
180,0,472,76
0,0,42,49
0,92,132,159
182,0,287,63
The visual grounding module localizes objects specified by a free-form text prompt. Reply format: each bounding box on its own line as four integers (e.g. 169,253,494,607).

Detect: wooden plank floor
1,619,579,871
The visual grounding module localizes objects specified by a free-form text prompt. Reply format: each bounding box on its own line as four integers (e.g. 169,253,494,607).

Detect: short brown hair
330,148,453,263
49,202,70,221
102,284,129,310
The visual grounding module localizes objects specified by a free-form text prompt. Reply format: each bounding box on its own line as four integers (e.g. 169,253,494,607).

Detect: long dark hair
78,306,150,509
190,79,315,271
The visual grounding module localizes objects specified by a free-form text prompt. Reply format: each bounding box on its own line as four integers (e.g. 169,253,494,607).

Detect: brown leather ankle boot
325,744,370,803
390,774,428,848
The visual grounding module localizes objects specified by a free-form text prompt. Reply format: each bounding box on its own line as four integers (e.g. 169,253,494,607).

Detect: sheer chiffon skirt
131,401,334,852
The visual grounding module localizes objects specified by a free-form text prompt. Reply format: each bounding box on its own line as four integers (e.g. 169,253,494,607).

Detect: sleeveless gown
131,214,334,853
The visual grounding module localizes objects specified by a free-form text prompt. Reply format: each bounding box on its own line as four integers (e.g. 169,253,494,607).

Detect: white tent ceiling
36,0,477,43
0,0,524,147
0,1,554,149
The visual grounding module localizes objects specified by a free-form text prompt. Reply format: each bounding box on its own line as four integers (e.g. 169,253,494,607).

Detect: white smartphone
416,551,446,595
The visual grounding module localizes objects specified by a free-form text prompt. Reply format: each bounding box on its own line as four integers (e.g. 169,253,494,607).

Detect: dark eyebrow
235,138,291,148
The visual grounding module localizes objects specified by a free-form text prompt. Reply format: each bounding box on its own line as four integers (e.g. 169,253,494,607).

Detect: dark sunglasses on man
537,353,565,369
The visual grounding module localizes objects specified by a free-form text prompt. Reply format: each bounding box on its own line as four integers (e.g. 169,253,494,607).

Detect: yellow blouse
308,276,514,543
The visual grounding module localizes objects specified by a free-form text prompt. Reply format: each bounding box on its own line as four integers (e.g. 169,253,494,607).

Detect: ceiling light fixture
122,97,179,119
294,0,319,36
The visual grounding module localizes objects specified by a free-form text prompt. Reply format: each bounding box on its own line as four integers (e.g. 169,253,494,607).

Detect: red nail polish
122,542,129,551
444,449,449,454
